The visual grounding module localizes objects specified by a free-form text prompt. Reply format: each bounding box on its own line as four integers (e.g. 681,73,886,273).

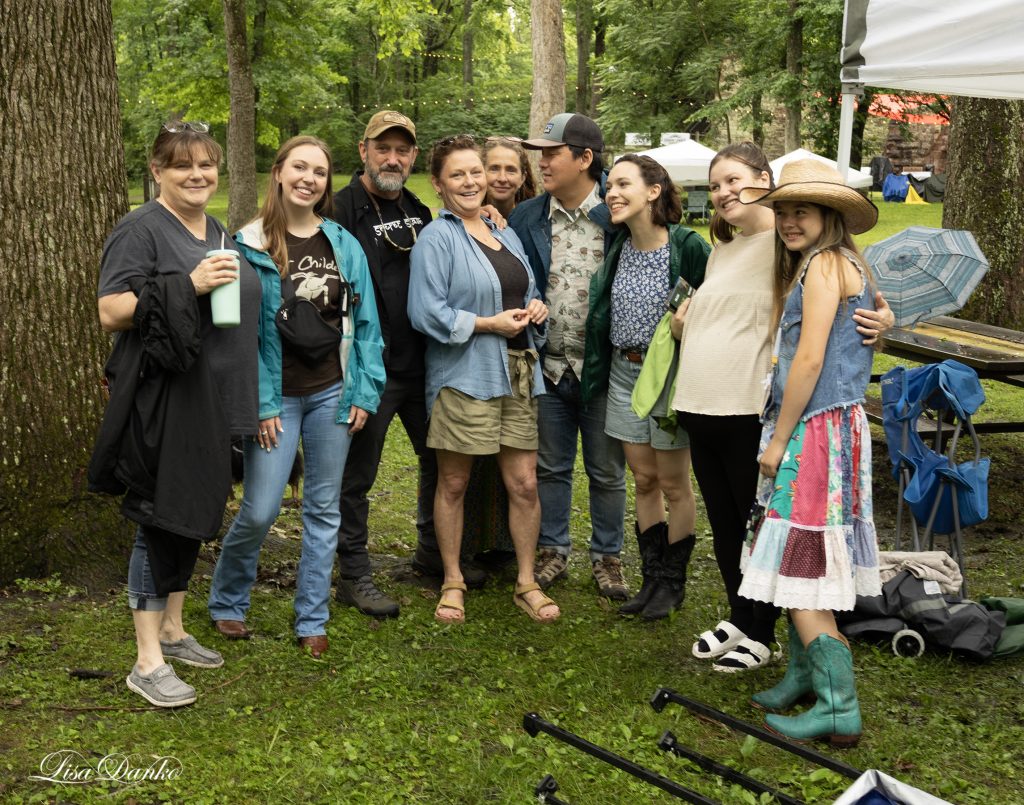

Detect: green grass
4,192,1016,803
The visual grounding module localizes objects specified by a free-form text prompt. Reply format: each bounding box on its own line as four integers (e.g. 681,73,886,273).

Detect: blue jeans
127,528,165,611
536,373,626,560
208,382,351,638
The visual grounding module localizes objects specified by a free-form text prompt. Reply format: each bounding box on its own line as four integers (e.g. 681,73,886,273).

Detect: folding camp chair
879,360,990,595
685,190,708,223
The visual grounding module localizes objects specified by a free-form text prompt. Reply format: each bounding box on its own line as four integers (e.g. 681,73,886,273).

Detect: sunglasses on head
163,120,211,134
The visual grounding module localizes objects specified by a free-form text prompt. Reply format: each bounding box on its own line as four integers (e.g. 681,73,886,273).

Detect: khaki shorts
428,350,539,454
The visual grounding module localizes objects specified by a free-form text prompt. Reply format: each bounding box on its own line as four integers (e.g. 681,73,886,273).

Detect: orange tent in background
868,94,949,125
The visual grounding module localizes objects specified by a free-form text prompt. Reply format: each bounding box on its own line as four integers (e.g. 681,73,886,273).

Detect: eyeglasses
367,193,418,253
163,120,210,134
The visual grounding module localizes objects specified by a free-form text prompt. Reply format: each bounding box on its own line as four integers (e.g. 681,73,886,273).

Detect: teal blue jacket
580,224,710,402
235,217,386,423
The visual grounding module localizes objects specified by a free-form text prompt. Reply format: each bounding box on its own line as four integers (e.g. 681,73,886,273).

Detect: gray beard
367,165,406,194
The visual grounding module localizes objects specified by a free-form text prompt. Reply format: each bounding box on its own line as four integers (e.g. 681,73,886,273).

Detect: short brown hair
428,134,480,180
150,123,222,169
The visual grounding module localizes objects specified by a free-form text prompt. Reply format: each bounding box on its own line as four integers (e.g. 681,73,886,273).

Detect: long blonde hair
258,135,334,276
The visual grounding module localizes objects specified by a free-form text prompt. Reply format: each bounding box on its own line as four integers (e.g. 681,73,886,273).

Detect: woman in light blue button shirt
409,135,559,626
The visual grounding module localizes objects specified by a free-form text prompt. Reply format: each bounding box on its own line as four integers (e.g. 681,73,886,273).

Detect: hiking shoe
592,556,629,600
159,635,224,669
335,575,400,618
126,663,196,708
533,549,569,590
412,544,488,589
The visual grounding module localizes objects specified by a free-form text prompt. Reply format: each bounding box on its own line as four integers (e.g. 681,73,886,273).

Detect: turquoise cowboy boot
765,634,862,747
751,621,813,713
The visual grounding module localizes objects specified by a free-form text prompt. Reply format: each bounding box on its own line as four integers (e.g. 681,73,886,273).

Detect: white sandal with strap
692,621,746,659
712,638,782,673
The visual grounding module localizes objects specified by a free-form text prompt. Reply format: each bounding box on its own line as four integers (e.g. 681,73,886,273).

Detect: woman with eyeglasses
408,135,558,624
207,135,385,659
92,120,261,707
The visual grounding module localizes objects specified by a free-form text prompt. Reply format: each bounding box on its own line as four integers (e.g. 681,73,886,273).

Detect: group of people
92,108,894,746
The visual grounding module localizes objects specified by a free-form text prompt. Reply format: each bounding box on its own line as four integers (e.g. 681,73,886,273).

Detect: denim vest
768,247,874,421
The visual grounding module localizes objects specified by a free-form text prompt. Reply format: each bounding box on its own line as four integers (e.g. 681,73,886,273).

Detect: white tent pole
836,83,862,179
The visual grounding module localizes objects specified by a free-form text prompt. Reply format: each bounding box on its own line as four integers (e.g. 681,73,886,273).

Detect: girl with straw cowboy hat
735,159,883,746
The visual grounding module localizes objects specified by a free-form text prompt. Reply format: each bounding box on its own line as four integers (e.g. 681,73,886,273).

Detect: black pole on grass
522,712,719,804
649,689,862,781
534,774,571,804
658,730,805,805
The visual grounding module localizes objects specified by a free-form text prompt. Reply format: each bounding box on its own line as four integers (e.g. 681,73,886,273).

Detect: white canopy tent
770,148,873,189
636,137,717,186
837,0,1024,174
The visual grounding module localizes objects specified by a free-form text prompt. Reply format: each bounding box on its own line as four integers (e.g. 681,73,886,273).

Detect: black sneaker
335,575,400,618
412,544,488,589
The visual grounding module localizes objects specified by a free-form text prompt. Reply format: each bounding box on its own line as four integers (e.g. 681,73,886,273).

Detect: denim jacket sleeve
408,222,478,345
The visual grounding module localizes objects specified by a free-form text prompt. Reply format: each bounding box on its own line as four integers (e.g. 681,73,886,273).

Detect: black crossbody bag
275,275,347,368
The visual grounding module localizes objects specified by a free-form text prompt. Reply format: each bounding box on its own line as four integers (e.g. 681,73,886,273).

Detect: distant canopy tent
770,148,873,189
836,0,1024,175
635,137,717,186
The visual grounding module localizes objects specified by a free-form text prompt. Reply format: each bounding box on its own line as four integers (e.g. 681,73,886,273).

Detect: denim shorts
604,351,688,451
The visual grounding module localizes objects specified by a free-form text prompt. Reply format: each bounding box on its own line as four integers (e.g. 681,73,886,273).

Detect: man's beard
366,163,406,194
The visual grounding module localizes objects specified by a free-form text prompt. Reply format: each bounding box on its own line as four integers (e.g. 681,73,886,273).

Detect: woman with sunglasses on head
581,154,709,620
207,135,385,658
462,137,540,564
92,121,261,707
408,135,558,624
670,143,892,673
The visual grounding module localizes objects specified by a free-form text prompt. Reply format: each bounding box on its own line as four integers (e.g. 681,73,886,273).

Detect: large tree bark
0,0,130,586
462,0,474,109
575,0,592,114
784,0,802,152
223,0,258,232
529,0,566,147
943,97,1024,329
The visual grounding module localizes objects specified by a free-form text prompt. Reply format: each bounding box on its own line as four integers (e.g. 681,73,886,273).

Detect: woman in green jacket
581,154,709,620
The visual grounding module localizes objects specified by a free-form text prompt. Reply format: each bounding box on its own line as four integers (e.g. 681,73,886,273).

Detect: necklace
368,192,418,252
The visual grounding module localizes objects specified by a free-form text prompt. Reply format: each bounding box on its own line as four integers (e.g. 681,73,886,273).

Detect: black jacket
331,172,431,372
88,273,231,541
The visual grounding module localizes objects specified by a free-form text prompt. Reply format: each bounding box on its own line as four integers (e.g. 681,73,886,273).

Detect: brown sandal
513,582,560,623
434,581,467,624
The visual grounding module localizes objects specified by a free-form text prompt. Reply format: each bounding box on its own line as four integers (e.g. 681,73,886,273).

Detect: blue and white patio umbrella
864,226,989,328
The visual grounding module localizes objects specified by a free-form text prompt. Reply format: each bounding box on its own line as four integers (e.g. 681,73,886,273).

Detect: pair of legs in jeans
536,373,626,561
209,382,351,639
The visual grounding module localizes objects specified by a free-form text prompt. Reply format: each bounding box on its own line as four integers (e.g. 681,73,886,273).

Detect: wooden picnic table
869,315,1024,433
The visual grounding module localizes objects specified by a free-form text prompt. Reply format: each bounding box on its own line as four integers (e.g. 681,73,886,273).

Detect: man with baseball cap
331,110,487,617
509,113,629,601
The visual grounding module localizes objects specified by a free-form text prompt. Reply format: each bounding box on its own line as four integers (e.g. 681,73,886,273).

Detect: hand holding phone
667,276,694,311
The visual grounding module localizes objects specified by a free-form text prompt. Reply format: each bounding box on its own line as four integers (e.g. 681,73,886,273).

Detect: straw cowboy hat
739,159,878,235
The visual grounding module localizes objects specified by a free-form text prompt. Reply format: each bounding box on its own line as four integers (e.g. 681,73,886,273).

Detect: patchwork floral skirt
739,404,881,611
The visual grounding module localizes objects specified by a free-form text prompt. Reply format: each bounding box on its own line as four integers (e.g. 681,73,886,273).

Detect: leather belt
617,347,646,363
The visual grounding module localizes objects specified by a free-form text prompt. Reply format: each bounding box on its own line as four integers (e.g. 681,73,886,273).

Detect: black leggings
678,412,780,645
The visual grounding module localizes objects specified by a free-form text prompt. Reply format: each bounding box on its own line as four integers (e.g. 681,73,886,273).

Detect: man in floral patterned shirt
509,113,628,600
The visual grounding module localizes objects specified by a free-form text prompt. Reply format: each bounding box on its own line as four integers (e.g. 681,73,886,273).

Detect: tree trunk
0,0,131,586
575,0,592,114
751,93,764,148
462,0,473,109
223,0,258,232
784,0,802,152
850,89,873,170
589,15,604,118
943,97,1024,329
529,0,566,170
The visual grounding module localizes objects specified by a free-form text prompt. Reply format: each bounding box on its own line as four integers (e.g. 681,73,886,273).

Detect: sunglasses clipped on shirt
368,193,418,253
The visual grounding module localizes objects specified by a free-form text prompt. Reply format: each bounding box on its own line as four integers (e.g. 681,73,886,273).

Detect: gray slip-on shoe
160,635,224,669
126,663,197,708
